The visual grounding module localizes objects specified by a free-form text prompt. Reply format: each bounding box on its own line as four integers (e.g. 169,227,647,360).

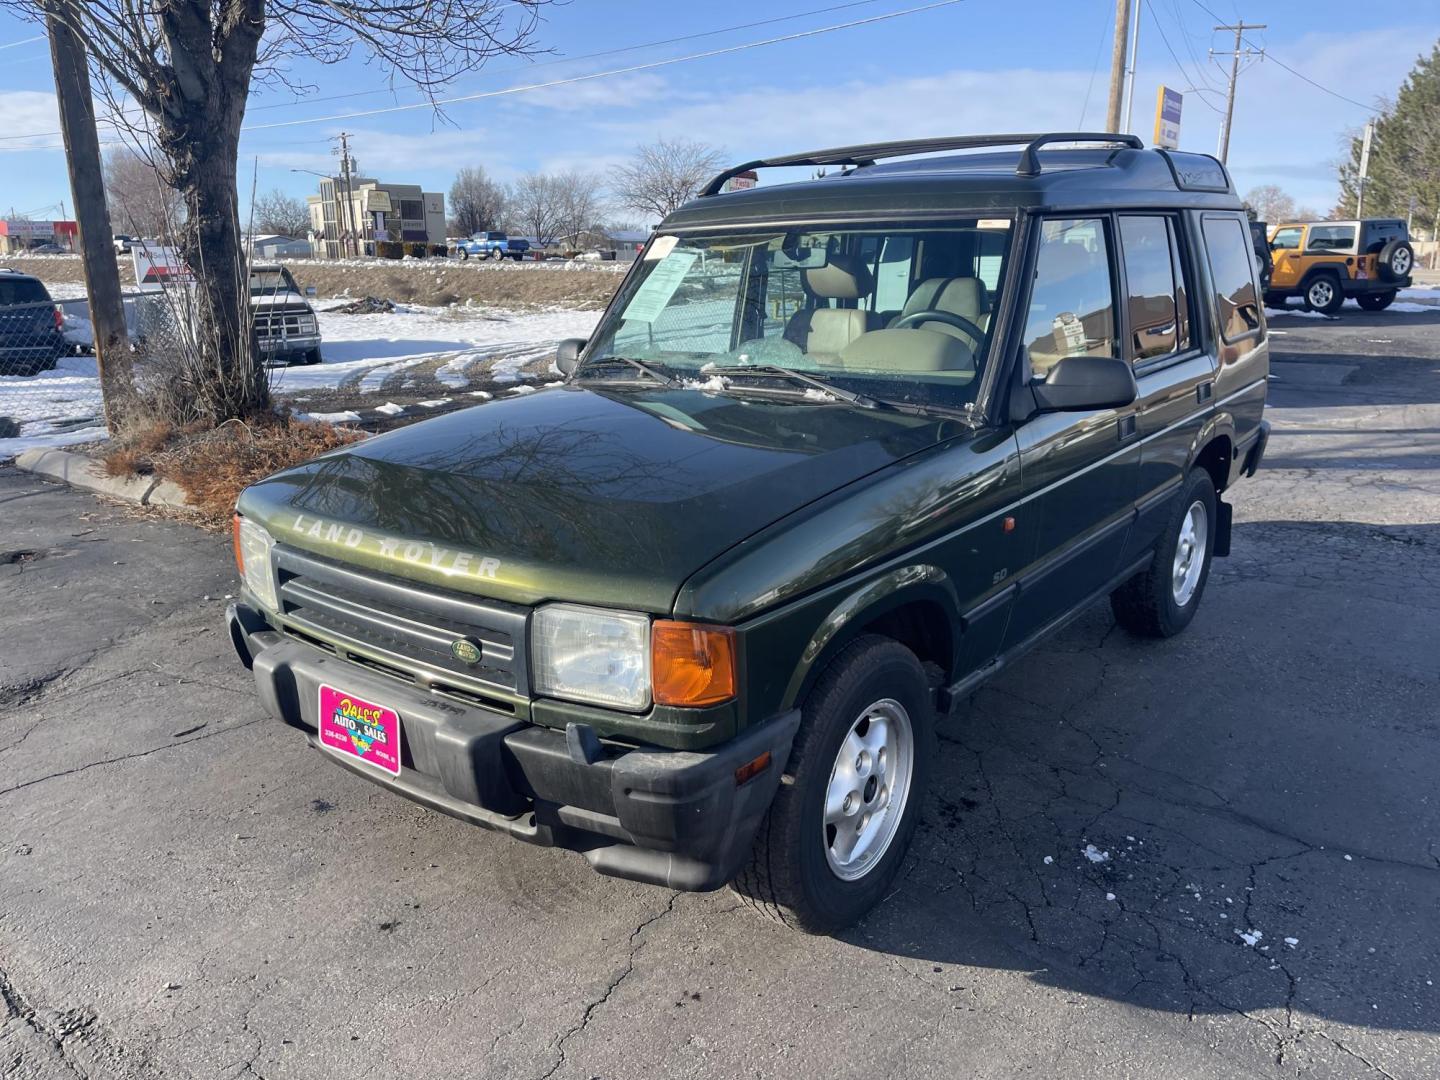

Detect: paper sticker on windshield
623,249,698,323
977,218,1010,230
644,235,679,261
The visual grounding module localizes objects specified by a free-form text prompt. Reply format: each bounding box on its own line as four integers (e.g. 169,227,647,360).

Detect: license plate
317,684,402,775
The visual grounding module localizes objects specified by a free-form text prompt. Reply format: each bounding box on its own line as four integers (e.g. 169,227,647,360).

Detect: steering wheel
892,309,986,348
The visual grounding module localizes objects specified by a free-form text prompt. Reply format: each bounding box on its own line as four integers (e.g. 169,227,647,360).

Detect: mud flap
1214,499,1232,558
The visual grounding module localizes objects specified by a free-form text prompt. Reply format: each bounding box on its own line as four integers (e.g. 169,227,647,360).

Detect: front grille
255,309,315,342
272,544,528,702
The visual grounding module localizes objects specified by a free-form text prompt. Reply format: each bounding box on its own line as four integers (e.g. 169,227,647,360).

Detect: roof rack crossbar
700,132,1146,196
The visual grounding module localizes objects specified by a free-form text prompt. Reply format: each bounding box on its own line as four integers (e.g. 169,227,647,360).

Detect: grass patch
102,414,364,524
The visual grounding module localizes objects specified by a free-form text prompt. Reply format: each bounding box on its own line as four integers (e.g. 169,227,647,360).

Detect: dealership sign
1153,86,1183,150
132,245,195,292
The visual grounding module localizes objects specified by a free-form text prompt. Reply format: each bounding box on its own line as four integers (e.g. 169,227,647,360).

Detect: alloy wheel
822,698,914,882
1172,499,1208,606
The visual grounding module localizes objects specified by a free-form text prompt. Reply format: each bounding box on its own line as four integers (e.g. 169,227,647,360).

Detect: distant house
0,219,79,254
556,227,651,260
248,234,313,259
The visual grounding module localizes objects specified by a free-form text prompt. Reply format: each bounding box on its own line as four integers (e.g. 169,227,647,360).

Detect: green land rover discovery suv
229,133,1270,932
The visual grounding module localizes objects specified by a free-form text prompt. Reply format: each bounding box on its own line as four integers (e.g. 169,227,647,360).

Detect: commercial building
0,220,79,254
306,178,445,260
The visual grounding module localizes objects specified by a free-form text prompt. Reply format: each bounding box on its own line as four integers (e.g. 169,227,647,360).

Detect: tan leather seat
894,276,989,343
784,254,880,363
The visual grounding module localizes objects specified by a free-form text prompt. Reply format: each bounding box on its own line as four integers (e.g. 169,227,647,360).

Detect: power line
1143,0,1224,113
0,34,44,50
248,0,890,113
1187,0,1375,111
243,0,968,132
1077,0,1115,128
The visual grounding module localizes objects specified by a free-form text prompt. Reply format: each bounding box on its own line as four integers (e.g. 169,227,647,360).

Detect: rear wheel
1304,274,1344,315
1111,469,1218,638
1357,291,1396,312
490,248,505,261
732,635,935,934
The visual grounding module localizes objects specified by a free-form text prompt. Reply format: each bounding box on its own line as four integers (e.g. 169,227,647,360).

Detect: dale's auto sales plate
317,684,401,776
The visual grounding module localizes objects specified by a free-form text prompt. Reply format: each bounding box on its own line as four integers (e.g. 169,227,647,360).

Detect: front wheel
732,635,935,934
1111,469,1218,638
1357,291,1396,312
1304,275,1344,315
456,247,470,261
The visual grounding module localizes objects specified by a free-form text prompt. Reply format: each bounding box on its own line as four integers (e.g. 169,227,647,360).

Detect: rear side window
1022,218,1117,377
1307,224,1355,252
0,279,49,305
1202,216,1261,343
1119,216,1192,362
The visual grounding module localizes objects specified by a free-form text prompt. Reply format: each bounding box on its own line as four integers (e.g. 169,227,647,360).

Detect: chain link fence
0,285,204,447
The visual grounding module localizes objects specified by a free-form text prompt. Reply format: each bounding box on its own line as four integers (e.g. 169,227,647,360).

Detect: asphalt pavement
2,303,1438,1079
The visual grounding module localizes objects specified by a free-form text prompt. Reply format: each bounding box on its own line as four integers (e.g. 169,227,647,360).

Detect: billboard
1153,86,1183,150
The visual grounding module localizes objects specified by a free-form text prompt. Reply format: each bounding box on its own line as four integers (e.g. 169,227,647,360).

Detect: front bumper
258,334,320,356
229,603,799,891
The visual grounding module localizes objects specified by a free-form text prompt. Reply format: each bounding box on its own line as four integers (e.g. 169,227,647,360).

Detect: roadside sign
1153,86,1183,150
132,245,193,292
725,170,758,193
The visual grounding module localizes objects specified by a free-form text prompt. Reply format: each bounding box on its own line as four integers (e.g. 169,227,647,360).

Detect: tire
732,634,936,934
303,348,323,365
1357,291,1396,312
1111,469,1218,638
456,247,469,261
1376,240,1414,283
490,248,505,261
1303,274,1344,315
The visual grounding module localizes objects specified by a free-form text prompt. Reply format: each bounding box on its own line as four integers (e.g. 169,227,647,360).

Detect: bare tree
553,169,606,244
449,166,507,236
251,189,310,236
508,173,563,245
1242,184,1297,224
102,147,185,238
613,137,725,221
4,0,552,425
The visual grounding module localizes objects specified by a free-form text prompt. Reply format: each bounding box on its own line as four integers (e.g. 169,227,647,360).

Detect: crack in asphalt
0,717,265,800
0,961,96,1079
535,893,680,1080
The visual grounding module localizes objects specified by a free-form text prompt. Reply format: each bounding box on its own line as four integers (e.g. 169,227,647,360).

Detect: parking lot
2,303,1438,1079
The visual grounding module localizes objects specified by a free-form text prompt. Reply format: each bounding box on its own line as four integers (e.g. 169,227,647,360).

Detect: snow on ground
0,301,600,457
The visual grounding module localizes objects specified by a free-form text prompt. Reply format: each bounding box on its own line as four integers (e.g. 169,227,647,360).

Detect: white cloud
0,91,61,152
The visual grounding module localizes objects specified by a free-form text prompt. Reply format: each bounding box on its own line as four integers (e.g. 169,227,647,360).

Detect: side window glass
1168,219,1191,351
1306,224,1356,252
1119,216,1177,362
1270,227,1303,251
972,229,1006,293
1022,218,1116,377
1202,216,1261,343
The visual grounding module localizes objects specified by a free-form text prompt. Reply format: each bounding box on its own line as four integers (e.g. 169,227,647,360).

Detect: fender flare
780,564,959,712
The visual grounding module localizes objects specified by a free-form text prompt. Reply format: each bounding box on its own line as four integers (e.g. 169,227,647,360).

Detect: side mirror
305,285,318,298
1032,355,1137,412
556,338,586,376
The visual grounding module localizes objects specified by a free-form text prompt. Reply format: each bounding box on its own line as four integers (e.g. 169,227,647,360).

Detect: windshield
582,220,1013,409
249,269,296,297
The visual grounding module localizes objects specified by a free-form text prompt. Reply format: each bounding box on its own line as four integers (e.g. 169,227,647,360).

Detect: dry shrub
104,414,364,523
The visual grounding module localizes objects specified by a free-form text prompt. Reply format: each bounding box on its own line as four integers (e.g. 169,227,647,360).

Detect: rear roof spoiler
700,132,1146,196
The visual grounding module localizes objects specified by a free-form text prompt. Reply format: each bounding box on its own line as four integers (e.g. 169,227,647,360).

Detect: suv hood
252,291,309,309
238,384,962,613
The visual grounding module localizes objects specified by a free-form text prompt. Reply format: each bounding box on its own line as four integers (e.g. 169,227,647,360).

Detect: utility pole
46,9,131,431
1211,22,1266,165
1121,0,1143,134
1355,119,1374,218
335,132,360,258
1106,0,1132,133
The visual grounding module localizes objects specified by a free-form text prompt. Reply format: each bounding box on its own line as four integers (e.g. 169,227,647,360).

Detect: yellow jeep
1264,218,1414,314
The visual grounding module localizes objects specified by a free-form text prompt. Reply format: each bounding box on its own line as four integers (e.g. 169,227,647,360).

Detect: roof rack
699,132,1146,196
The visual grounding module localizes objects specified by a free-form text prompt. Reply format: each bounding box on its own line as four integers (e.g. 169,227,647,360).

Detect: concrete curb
14,448,193,509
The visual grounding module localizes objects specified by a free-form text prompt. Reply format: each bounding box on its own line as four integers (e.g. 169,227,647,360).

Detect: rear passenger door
1115,214,1215,563
1004,216,1139,650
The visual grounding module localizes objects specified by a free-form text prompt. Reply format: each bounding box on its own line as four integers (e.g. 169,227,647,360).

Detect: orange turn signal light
651,620,737,707
232,513,245,574
734,751,771,787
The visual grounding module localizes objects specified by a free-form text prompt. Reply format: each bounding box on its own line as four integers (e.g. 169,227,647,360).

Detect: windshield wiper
702,364,874,407
576,356,678,386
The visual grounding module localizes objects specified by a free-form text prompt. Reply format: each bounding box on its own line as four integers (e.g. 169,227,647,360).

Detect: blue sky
1,0,1437,222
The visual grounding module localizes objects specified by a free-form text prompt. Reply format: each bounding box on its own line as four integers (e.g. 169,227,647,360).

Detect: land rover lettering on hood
229,133,1269,933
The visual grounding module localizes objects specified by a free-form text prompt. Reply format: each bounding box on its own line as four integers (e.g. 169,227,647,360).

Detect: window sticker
644,234,680,261
623,249,699,323
1055,312,1087,355
977,218,1010,230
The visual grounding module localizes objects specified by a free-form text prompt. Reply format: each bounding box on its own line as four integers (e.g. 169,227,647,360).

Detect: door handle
1197,381,1214,404
1118,415,1138,441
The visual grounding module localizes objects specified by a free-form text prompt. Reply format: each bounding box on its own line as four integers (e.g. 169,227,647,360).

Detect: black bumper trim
230,603,800,891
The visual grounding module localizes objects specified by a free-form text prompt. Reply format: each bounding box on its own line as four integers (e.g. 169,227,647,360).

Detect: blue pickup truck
453,232,530,261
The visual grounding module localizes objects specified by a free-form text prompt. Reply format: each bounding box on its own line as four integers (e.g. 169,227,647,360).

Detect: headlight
532,603,650,710
232,515,278,611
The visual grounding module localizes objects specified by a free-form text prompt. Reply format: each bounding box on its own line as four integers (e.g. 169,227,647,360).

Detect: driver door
1267,225,1305,290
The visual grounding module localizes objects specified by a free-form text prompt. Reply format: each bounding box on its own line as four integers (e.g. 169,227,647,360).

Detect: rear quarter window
1201,216,1261,344
0,279,50,305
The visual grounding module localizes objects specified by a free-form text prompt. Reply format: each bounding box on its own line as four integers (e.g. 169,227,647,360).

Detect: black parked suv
0,269,66,377
228,133,1270,932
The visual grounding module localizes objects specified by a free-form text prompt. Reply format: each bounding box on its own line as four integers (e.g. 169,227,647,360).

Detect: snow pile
1081,843,1110,864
